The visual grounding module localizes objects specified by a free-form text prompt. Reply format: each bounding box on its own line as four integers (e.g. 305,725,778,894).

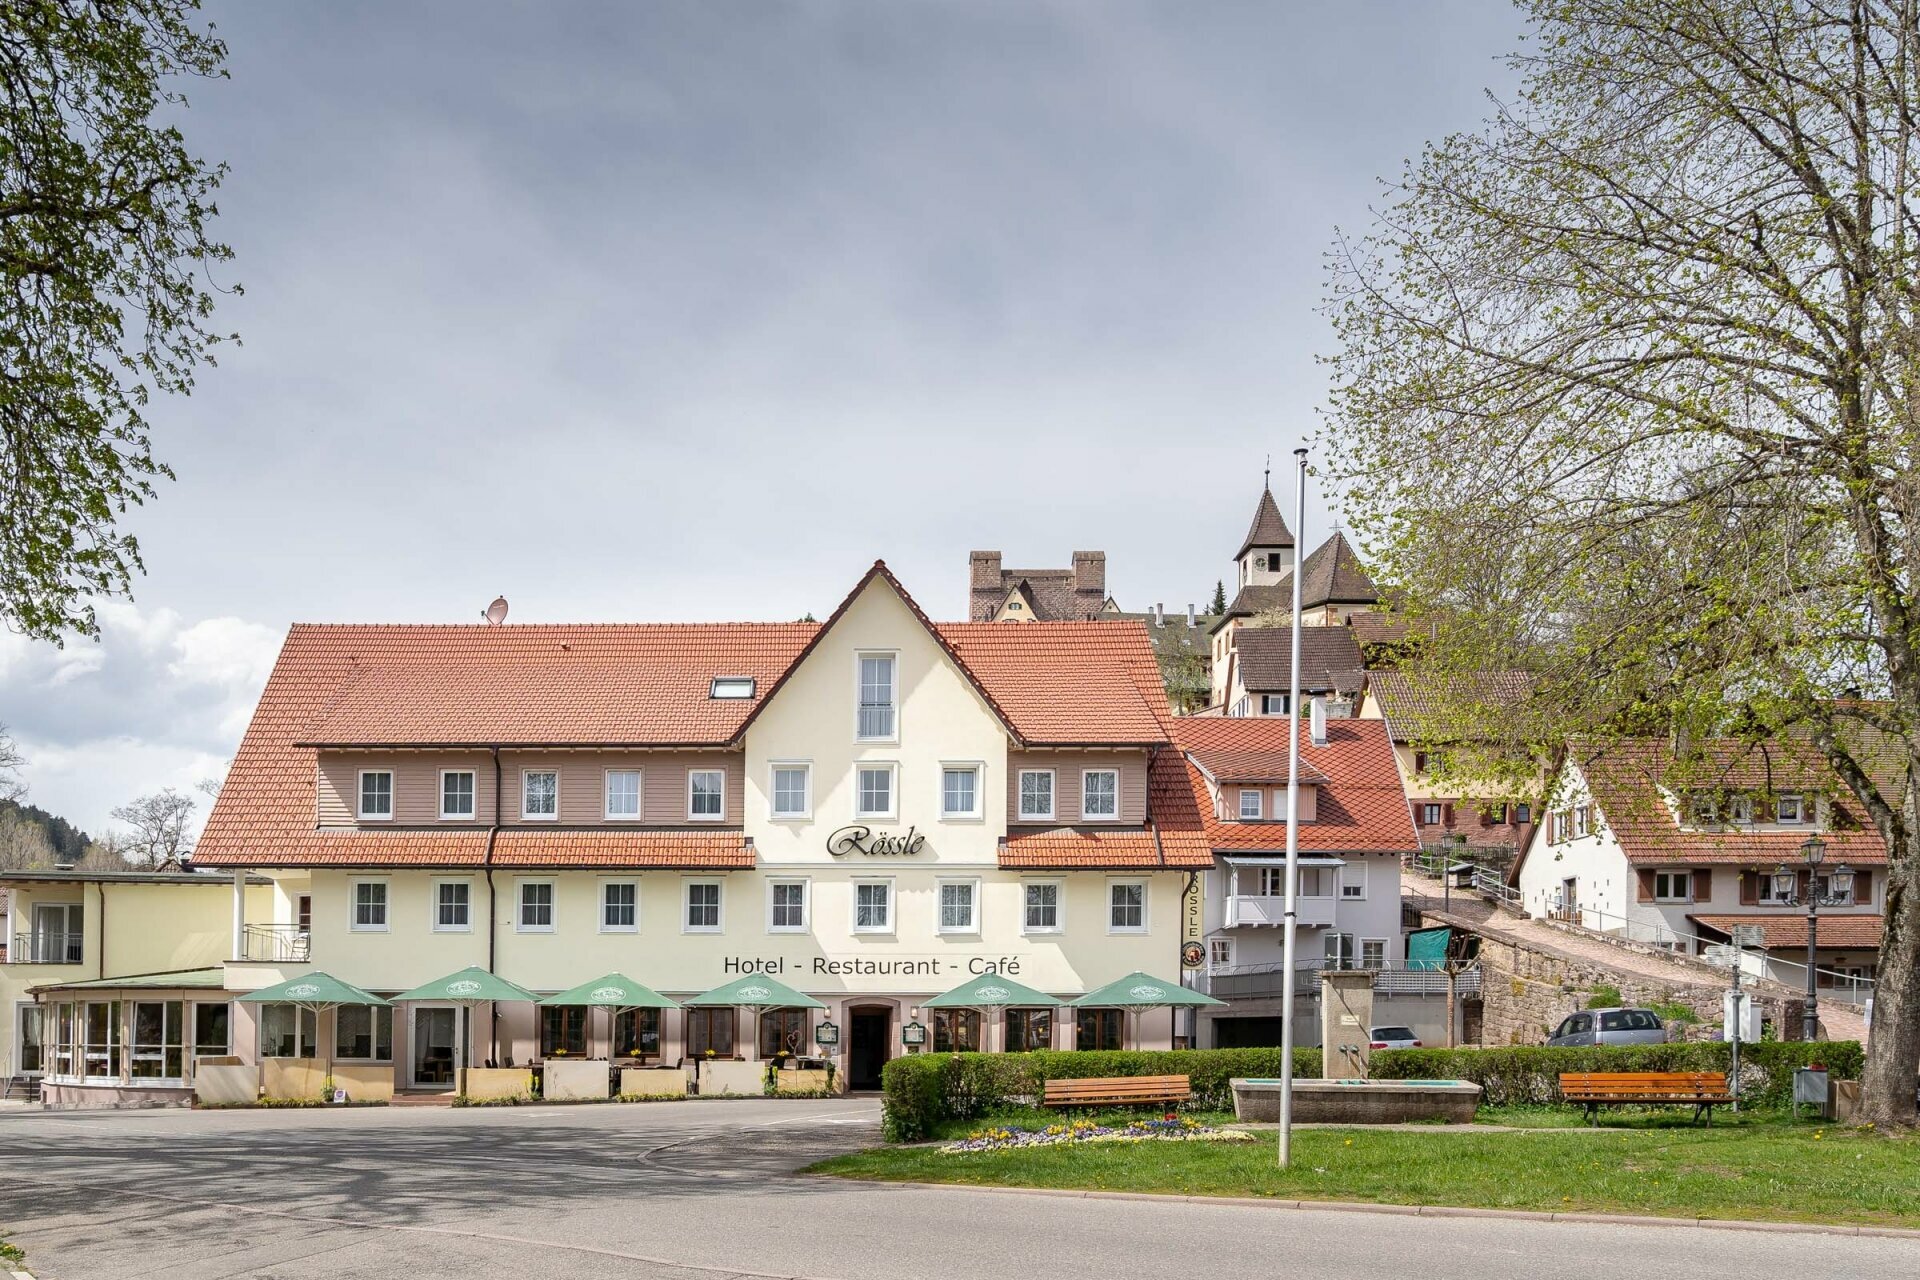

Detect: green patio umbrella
923,972,1059,1052
393,966,540,1092
1069,971,1225,1050
538,972,680,1063
683,974,825,1060
238,972,390,1088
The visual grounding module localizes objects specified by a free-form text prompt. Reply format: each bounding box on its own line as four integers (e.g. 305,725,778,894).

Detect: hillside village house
1215,627,1366,720
1177,709,1424,1046
1513,739,1888,1004
23,564,1221,1104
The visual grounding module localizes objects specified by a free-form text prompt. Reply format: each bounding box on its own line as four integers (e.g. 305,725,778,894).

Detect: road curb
821,1176,1920,1239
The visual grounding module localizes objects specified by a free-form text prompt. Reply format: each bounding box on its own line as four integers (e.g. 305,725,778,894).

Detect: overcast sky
0,1,1526,841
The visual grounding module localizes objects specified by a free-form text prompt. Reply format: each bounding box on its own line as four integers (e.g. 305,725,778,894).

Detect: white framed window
1730,795,1754,823
1209,937,1235,973
350,879,389,932
709,676,755,699
1420,802,1444,826
938,879,979,933
1257,866,1286,896
1238,789,1263,820
1022,880,1062,934
432,879,471,932
517,880,555,932
852,880,894,933
1360,938,1388,970
357,770,393,821
770,763,811,819
941,764,981,819
1325,932,1357,969
1341,862,1367,900
767,879,809,932
439,770,476,820
1299,866,1335,898
600,880,638,932
856,651,898,741
856,763,897,820
1018,769,1055,821
683,880,723,932
1260,694,1290,715
604,770,642,820
1653,870,1693,903
1573,804,1591,837
1081,769,1119,821
1687,794,1716,825
1107,880,1147,933
521,769,558,821
1759,872,1793,905
688,769,726,821
1776,793,1805,823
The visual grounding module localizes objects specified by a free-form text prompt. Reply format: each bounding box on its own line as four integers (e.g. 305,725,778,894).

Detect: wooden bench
1042,1075,1191,1109
1558,1071,1732,1126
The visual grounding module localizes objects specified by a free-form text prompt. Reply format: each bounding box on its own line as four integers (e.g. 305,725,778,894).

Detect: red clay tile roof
1366,670,1534,742
1691,913,1884,950
1231,627,1366,694
999,827,1167,869
1576,739,1889,867
939,620,1169,745
1172,717,1419,854
199,828,753,869
1186,749,1331,786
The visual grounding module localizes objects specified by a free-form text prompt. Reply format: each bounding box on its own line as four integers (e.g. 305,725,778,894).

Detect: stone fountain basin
1230,1077,1481,1124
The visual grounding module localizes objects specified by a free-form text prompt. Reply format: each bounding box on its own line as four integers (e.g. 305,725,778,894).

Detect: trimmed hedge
880,1048,1321,1142
1371,1040,1861,1109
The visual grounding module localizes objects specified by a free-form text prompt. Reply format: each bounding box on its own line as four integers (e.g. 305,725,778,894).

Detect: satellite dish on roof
483,595,509,626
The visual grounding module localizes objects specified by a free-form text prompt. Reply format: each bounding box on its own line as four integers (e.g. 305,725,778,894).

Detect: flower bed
942,1115,1254,1154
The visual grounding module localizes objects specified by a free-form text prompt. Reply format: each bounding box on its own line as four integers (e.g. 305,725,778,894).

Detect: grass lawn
810,1115,1920,1228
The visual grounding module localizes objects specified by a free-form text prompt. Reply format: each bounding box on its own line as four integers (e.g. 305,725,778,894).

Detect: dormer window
1238,789,1263,820
1687,794,1717,825
1729,795,1754,823
1776,793,1805,823
710,677,755,699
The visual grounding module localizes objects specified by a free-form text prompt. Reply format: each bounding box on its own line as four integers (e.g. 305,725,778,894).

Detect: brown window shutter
1636,870,1655,903
1739,871,1758,906
1854,869,1871,902
1693,869,1712,901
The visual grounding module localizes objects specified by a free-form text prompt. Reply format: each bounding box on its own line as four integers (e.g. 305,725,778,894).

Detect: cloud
0,604,283,838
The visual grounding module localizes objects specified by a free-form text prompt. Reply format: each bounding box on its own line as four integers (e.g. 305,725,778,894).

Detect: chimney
1154,602,1164,626
1072,550,1106,600
1310,696,1328,747
1187,603,1197,627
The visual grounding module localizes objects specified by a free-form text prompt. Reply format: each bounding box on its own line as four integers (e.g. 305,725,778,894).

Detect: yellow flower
1344,1139,1353,1146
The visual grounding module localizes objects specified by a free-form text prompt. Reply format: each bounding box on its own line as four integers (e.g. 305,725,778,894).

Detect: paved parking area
3,1099,1912,1279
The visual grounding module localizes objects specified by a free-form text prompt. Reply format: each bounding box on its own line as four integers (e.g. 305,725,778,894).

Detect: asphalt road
1,1099,1913,1280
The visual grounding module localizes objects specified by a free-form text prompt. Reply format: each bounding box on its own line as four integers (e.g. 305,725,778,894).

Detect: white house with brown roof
15,563,1222,1104
1512,740,1888,1000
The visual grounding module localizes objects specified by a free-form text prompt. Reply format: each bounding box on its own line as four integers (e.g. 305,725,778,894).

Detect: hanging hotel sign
826,824,928,857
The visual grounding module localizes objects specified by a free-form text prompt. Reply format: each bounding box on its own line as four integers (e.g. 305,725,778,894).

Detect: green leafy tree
1208,580,1227,615
1,1,236,641
1324,0,1920,1128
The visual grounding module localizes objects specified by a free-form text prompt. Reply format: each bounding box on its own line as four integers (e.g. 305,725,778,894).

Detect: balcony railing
241,924,311,963
1224,895,1339,928
9,932,82,964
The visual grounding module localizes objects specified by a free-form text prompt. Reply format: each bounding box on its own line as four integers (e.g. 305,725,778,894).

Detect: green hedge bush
880,1047,1322,1142
1371,1040,1861,1109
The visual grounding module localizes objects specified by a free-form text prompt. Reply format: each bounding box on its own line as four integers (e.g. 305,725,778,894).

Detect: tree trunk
1860,819,1920,1130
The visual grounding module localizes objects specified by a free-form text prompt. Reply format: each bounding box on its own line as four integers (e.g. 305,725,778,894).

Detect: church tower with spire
1234,477,1297,589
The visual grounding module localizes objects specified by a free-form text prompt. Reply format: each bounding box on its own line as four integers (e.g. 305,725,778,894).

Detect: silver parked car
1369,1025,1422,1050
1547,1007,1667,1047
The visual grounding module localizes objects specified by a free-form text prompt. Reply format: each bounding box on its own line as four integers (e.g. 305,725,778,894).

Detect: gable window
1260,694,1291,716
351,880,388,931
1573,804,1591,837
1018,770,1056,821
856,653,897,741
768,879,808,932
601,881,638,932
1081,769,1119,821
941,765,981,819
938,880,978,933
684,880,722,932
1108,881,1146,933
440,770,475,820
517,881,555,932
1239,789,1263,820
604,770,642,820
522,770,558,821
1687,794,1716,825
1022,881,1061,933
856,764,896,819
1653,870,1693,904
709,676,755,699
1729,795,1754,823
770,764,811,819
433,880,471,932
1776,793,1805,824
853,880,893,933
1341,862,1367,900
358,770,393,821
688,769,726,821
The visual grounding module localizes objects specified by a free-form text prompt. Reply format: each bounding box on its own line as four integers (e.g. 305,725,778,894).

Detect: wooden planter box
620,1066,689,1097
542,1058,611,1101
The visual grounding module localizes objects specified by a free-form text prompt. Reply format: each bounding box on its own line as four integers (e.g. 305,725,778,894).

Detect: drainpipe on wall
95,881,106,980
485,746,501,1066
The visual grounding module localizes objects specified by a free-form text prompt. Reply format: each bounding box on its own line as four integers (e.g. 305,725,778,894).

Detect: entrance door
411,1007,458,1088
847,1008,890,1091
1559,877,1579,923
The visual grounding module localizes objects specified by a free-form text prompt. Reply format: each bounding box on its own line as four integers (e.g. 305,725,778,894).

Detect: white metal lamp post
1278,446,1307,1170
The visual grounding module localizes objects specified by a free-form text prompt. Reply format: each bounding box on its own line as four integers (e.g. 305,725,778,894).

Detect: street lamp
1772,834,1848,1041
